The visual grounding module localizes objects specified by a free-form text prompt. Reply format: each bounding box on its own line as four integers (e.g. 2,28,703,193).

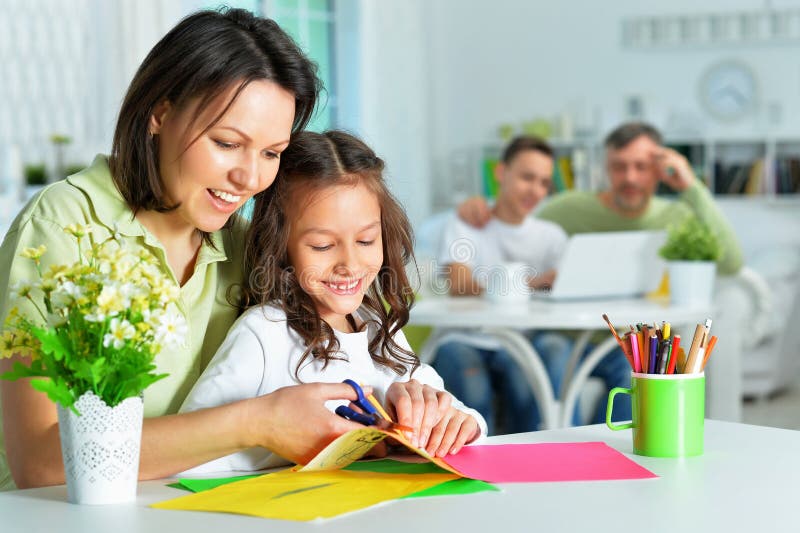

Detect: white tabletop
408,296,710,330
0,420,793,532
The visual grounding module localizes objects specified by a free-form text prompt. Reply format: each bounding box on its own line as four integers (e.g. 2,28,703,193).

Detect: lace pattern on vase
57,391,143,504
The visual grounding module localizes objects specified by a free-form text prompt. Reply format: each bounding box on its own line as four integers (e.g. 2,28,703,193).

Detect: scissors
335,379,413,433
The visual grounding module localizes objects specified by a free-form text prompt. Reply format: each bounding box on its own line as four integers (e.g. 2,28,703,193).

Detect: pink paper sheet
442,442,657,483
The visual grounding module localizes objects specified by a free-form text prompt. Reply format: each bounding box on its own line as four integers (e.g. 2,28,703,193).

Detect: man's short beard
613,191,648,213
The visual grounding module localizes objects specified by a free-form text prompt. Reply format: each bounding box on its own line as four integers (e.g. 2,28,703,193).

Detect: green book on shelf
551,158,567,192
482,158,499,198
558,156,574,190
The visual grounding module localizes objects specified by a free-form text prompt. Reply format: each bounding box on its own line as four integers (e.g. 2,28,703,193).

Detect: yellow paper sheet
152,468,456,521
298,426,465,476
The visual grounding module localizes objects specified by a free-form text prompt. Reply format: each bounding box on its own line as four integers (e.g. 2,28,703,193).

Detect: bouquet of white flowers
1,223,186,413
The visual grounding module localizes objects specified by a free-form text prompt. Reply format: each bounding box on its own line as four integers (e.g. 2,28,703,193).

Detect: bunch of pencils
602,314,717,374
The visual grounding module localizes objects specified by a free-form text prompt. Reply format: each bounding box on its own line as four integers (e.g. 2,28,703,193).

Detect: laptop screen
545,230,667,300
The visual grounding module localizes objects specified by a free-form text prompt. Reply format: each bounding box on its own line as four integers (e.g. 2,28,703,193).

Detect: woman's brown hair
109,7,321,242
243,130,419,378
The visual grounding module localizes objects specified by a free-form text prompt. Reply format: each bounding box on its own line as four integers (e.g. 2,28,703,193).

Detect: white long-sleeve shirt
179,304,487,474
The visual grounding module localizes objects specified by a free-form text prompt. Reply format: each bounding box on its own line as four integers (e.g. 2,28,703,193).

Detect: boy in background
433,136,571,435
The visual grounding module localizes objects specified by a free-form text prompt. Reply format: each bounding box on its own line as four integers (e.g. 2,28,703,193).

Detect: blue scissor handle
335,405,377,426
342,378,378,416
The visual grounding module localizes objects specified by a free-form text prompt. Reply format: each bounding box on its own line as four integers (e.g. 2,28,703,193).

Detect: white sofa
715,199,800,402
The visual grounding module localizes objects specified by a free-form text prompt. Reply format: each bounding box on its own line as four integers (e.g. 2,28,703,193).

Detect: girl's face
287,181,384,332
150,79,295,234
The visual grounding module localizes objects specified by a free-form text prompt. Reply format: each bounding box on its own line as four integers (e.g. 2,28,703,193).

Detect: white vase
667,260,716,306
57,391,143,505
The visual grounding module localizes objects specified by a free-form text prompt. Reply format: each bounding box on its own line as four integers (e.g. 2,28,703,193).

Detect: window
266,0,336,132
207,0,337,132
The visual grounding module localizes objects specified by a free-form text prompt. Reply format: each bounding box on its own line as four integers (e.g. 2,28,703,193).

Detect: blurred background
1,0,799,428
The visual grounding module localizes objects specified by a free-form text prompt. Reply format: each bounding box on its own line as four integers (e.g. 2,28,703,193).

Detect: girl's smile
321,278,363,296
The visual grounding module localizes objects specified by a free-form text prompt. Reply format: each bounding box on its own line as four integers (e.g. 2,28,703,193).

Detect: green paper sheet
404,478,499,498
175,474,260,493
345,460,498,497
172,459,498,498
346,458,449,474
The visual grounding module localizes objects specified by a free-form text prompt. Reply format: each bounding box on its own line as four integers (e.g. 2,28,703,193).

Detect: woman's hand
385,379,451,449
243,382,367,465
426,407,480,457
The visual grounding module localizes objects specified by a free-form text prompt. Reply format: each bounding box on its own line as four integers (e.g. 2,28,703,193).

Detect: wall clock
698,60,757,121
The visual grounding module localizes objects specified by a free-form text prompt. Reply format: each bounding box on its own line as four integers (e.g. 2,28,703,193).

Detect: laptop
534,230,667,300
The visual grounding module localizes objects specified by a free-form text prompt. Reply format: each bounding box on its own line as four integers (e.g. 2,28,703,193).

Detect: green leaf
72,357,107,384
30,378,76,411
659,215,722,262
0,360,44,381
32,327,71,362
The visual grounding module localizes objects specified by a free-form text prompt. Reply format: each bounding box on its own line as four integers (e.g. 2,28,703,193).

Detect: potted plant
1,224,185,504
24,163,47,186
659,216,722,306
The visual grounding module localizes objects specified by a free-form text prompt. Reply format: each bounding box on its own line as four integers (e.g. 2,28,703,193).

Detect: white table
408,296,711,428
0,421,793,532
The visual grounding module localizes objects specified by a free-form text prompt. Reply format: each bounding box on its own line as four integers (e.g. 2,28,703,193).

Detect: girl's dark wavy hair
243,130,419,378
109,7,321,246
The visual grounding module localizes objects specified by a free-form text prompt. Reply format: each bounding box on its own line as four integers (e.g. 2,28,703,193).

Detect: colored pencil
701,335,718,371
667,334,681,374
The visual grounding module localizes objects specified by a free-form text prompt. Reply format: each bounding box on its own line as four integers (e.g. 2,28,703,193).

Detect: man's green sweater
536,181,743,275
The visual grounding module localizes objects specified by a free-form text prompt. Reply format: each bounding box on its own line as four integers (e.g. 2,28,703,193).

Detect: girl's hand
425,407,480,457
385,379,451,449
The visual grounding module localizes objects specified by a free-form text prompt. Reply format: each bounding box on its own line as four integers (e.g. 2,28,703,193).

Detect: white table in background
408,296,711,429
0,421,793,532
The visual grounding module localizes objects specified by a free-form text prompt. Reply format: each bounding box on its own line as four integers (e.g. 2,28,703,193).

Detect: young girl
180,131,486,472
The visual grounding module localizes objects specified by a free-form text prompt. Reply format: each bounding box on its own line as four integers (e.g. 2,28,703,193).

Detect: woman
0,8,364,491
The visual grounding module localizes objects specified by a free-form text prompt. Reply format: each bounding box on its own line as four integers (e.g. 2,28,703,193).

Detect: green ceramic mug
606,372,705,457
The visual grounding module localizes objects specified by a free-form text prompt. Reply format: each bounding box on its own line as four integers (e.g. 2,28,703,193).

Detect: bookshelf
774,140,800,196
667,137,800,197
480,137,800,200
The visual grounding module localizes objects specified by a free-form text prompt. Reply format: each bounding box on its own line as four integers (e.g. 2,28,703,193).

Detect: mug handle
606,387,634,430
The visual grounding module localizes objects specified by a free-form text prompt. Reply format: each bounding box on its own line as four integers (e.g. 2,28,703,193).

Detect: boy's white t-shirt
434,214,568,350
178,304,488,475
437,214,568,286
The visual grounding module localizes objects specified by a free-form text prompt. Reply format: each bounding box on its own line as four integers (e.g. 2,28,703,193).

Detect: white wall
417,0,800,213
349,0,433,227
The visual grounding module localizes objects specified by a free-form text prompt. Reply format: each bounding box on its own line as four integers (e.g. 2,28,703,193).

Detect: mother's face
149,79,296,233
